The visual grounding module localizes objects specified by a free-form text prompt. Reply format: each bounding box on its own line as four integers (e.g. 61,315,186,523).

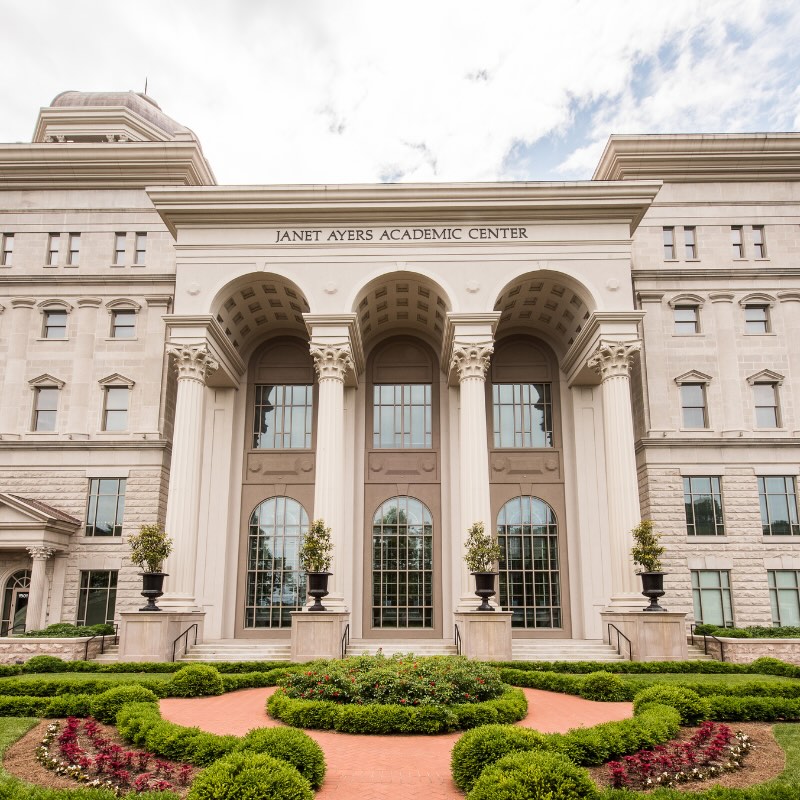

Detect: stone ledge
697,636,800,665
0,636,105,664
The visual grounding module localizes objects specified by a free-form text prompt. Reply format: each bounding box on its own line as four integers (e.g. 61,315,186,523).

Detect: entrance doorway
1,570,31,635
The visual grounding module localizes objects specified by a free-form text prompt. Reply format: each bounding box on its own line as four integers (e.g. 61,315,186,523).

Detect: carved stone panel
366,451,439,483
489,451,562,482
245,452,316,484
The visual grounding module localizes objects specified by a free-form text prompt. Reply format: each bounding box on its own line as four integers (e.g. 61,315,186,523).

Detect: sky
2,0,800,185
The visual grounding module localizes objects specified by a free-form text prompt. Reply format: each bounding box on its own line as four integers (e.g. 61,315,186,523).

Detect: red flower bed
607,721,752,790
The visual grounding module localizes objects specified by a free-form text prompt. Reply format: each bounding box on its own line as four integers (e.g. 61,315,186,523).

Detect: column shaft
710,294,746,434
67,299,100,436
0,300,34,436
26,548,53,632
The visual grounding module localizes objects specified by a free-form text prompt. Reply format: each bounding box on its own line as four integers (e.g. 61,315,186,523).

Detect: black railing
171,623,198,662
340,623,350,659
607,622,633,660
83,625,119,661
690,624,725,662
454,623,462,656
1,621,27,637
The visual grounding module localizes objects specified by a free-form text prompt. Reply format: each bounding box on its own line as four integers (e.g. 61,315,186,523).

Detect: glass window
754,383,780,428
67,233,80,266
769,571,800,627
674,306,699,335
1,234,13,266
1,570,31,636
684,476,725,536
692,570,733,626
752,226,767,258
373,384,431,448
43,310,67,339
85,478,126,536
731,226,744,258
758,476,799,536
252,385,313,449
111,309,136,339
113,233,126,266
680,383,707,428
33,387,58,432
663,227,675,259
245,496,308,628
492,383,553,448
134,233,147,265
744,305,770,334
76,571,117,626
46,234,60,266
103,387,129,431
684,227,697,259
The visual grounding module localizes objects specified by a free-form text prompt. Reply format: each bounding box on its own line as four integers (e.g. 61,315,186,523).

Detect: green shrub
0,676,168,698
44,694,93,717
22,655,67,673
467,750,598,800
706,694,800,721
168,664,224,697
499,668,583,694
90,684,159,722
238,727,326,789
187,751,313,800
749,656,800,677
579,671,630,702
22,623,115,638
632,684,710,725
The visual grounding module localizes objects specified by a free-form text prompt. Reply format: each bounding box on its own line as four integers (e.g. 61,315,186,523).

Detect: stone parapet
700,637,800,665
290,611,350,662
0,636,104,665
601,610,688,661
454,611,513,661
118,611,204,662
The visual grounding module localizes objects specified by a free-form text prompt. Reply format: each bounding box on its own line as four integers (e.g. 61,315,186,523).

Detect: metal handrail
454,623,462,656
2,621,27,637
607,622,633,660
689,624,726,662
171,623,198,662
340,623,350,659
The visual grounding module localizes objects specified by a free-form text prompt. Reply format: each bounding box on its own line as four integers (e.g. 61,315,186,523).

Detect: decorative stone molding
746,369,784,386
309,343,353,382
10,298,36,309
667,293,705,309
708,291,735,304
777,290,800,304
26,546,54,561
674,369,712,386
450,342,493,382
28,373,65,390
739,292,776,308
76,298,102,309
587,340,641,380
166,344,218,383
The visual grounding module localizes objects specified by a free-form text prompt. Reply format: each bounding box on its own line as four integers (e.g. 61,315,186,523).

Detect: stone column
161,344,218,609
709,292,746,436
25,547,54,632
66,298,101,438
588,340,642,604
309,343,353,609
0,298,35,438
778,291,800,436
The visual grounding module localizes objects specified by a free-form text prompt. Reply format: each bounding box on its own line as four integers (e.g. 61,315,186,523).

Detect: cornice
594,133,800,182
0,274,175,285
637,437,799,451
632,268,800,280
0,440,170,451
147,181,662,236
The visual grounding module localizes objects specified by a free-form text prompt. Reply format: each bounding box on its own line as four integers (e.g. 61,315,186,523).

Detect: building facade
0,92,798,645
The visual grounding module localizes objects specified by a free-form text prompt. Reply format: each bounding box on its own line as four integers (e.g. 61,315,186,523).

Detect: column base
605,592,648,610
456,593,500,612
157,594,202,613
291,611,350,662
601,610,688,662
118,611,205,662
454,612,513,661
304,592,349,613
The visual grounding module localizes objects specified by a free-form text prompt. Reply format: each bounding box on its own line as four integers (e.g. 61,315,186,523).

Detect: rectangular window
684,476,725,536
752,226,767,258
663,227,675,259
744,305,770,334
1,234,13,266
47,234,60,266
758,476,799,536
769,570,800,627
692,570,733,626
731,226,744,258
111,309,136,339
674,306,699,335
76,570,118,626
252,384,313,449
43,310,67,339
680,383,707,428
102,387,129,431
754,383,780,428
66,233,80,266
85,478,126,536
113,233,126,266
373,384,432,448
492,383,553,448
134,233,147,265
33,387,59,432
684,226,697,259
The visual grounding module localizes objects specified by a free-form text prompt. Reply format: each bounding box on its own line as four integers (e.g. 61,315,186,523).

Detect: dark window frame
684,475,725,536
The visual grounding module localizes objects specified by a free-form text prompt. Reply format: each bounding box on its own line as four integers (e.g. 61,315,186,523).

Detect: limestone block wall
702,637,800,665
0,637,104,665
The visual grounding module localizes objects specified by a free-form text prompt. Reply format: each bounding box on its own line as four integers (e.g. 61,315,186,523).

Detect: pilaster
26,546,54,632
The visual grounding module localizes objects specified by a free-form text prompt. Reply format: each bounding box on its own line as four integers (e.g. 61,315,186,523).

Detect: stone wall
0,636,104,665
701,637,800,666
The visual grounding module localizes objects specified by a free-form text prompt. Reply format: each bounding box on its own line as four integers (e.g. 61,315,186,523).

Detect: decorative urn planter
640,571,667,612
472,571,498,611
307,571,332,611
139,572,168,612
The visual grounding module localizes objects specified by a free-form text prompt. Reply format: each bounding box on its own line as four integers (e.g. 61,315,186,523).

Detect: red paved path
161,687,632,800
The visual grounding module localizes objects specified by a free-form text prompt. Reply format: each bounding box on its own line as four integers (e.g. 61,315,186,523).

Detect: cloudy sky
2,0,799,184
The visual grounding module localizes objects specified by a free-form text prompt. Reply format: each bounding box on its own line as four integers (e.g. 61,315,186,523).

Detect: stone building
0,92,798,654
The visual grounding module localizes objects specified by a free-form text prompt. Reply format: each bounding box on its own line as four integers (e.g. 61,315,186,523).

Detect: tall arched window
372,496,433,628
245,497,308,628
1,570,31,635
496,496,561,628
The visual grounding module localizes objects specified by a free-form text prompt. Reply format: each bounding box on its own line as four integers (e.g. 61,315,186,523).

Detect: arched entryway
1,570,31,636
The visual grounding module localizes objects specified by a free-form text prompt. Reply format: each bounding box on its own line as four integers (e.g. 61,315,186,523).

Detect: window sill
35,337,69,342
743,332,776,336
671,333,706,338
762,535,800,541
104,337,139,343
688,535,727,541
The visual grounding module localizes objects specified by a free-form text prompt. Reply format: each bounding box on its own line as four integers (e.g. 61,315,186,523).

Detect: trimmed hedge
0,676,171,697
694,624,800,638
1,659,300,676
268,685,527,734
90,684,159,723
237,727,326,789
0,693,93,717
168,664,224,697
22,623,116,638
632,685,710,725
578,671,628,702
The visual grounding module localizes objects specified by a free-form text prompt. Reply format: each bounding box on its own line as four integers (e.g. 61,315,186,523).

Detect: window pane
252,384,313,449
493,383,553,448
373,384,432,449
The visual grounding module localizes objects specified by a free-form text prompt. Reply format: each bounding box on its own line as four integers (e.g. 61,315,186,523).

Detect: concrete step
512,639,626,662
92,644,120,663
686,643,716,661
345,639,458,657
180,639,292,663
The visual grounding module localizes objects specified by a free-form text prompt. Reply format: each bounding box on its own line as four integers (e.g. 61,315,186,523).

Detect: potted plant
631,519,666,612
464,521,503,611
128,524,173,612
300,519,333,611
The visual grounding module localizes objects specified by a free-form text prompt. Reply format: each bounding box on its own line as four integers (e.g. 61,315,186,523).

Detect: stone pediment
0,494,80,552
674,370,712,385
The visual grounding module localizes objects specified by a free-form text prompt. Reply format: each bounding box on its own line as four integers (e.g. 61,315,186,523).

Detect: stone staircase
179,639,292,662
345,638,458,657
511,638,626,662
92,644,120,663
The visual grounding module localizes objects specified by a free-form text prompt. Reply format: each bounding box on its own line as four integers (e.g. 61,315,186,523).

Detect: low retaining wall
698,636,800,665
0,636,105,664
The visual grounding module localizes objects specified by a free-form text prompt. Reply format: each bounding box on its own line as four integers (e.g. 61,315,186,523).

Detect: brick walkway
161,687,632,799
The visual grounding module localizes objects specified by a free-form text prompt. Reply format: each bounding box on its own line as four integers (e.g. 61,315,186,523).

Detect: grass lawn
0,672,175,684
772,724,800,785
618,672,797,687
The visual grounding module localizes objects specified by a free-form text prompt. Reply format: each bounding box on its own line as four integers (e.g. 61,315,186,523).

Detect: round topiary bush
90,684,160,723
238,727,326,789
450,723,551,793
169,664,224,697
633,684,710,725
579,671,630,702
22,655,66,673
467,749,598,800
187,751,313,800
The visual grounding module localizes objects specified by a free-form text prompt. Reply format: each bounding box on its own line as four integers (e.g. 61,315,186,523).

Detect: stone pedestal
600,611,688,662
454,611,513,661
118,611,205,663
290,611,350,662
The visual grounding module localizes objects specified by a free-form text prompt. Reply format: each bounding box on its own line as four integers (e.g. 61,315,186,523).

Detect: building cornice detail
634,268,800,280
450,343,494,382
309,344,354,382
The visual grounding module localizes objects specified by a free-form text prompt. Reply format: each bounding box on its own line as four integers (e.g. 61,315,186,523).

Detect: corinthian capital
451,342,493,382
587,340,641,380
167,344,219,383
27,546,54,561
310,343,353,382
